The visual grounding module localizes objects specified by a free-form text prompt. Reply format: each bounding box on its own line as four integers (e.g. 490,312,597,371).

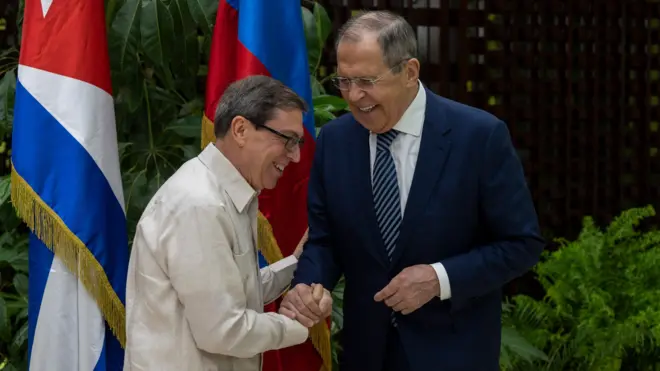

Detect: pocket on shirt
232,249,254,283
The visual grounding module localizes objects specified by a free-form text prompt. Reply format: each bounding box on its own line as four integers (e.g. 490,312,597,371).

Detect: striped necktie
373,130,401,260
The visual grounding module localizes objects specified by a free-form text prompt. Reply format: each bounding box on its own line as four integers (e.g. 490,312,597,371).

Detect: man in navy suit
278,10,545,371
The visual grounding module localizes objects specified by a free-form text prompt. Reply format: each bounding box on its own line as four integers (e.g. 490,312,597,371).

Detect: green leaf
0,297,8,341
141,0,175,67
8,248,28,273
302,7,319,75
313,94,348,112
105,0,126,28
2,363,19,371
110,0,144,112
168,0,200,83
313,2,332,51
114,63,145,113
0,69,16,134
9,320,28,356
186,0,217,35
310,77,324,97
109,0,141,73
164,115,202,139
0,175,9,207
314,108,337,125
12,274,28,298
501,326,548,362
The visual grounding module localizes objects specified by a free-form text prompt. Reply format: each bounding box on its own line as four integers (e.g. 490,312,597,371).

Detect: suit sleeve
291,127,343,291
441,120,545,304
161,204,308,358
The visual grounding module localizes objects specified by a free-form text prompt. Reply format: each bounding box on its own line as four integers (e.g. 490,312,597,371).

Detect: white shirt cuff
430,262,451,300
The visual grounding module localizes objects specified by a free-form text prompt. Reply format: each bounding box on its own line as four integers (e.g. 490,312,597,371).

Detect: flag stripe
236,0,315,138
19,0,112,94
27,234,53,366
17,65,125,212
12,78,128,306
203,0,270,120
29,240,104,371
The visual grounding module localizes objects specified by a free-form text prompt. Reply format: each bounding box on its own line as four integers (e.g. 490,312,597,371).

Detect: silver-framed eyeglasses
331,59,411,91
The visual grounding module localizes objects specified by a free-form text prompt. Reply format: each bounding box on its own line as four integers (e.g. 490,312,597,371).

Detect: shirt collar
391,81,426,137
198,143,258,213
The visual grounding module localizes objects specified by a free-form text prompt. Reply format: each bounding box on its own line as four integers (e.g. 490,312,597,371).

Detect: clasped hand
279,283,332,328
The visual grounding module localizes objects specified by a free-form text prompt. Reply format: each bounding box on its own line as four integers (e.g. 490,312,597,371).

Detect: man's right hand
279,283,332,327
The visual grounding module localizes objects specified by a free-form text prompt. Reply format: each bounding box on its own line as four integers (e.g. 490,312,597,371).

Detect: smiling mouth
273,163,284,173
359,105,376,113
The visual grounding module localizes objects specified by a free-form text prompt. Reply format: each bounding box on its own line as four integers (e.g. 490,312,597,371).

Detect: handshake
278,283,332,328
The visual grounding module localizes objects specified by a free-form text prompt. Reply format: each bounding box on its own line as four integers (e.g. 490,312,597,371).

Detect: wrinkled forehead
336,38,389,77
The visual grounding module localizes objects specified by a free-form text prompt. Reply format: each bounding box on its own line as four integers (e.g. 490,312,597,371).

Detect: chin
263,181,278,190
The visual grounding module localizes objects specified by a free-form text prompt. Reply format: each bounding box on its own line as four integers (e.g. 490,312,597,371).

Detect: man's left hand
374,264,439,315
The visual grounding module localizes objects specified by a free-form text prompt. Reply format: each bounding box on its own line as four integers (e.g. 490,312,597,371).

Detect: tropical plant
0,174,28,371
504,205,660,370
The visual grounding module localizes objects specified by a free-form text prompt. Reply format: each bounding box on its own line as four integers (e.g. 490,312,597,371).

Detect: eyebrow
337,74,377,79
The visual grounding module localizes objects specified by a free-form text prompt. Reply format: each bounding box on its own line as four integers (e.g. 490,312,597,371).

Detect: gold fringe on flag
201,114,216,149
204,113,332,371
9,166,126,348
257,213,333,371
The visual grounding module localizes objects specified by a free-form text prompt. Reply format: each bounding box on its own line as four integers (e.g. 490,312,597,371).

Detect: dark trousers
383,326,411,371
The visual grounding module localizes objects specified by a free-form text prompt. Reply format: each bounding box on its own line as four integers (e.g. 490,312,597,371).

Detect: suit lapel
391,91,452,266
350,121,391,269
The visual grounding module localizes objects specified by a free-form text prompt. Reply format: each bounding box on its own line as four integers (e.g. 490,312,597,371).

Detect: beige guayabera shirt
123,143,309,371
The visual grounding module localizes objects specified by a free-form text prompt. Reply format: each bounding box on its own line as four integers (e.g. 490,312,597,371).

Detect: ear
230,115,249,147
404,58,420,86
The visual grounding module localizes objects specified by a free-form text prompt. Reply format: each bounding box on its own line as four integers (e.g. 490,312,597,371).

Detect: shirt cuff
430,262,451,300
269,254,298,271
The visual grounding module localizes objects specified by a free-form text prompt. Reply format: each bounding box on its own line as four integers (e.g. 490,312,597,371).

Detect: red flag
201,1,331,370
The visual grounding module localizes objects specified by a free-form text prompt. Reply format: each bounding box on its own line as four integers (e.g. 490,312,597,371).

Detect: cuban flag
10,0,128,370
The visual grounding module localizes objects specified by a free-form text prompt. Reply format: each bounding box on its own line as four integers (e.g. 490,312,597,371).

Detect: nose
287,145,301,163
346,83,365,102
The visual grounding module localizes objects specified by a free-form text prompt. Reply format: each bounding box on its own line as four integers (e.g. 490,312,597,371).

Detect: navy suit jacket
292,88,545,371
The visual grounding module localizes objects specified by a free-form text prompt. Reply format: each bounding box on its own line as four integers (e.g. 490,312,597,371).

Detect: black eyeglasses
255,123,305,152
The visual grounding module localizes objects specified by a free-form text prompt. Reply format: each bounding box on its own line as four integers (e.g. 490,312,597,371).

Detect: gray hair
214,75,308,138
335,10,417,72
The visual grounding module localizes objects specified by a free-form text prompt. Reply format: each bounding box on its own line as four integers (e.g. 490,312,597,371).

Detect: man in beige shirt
123,75,329,371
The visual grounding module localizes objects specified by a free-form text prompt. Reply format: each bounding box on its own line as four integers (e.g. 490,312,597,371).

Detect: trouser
383,325,411,371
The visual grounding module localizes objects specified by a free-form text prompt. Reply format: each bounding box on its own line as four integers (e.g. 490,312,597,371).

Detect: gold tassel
257,213,333,371
310,319,333,371
201,114,216,150
256,211,285,263
10,166,126,348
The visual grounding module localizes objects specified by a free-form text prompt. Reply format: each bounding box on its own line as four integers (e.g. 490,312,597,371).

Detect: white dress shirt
123,143,308,371
368,81,452,300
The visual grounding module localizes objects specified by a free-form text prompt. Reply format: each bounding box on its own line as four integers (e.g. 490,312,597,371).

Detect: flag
10,0,128,370
201,1,331,370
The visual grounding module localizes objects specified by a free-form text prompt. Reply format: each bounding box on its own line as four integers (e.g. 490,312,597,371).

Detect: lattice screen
319,0,660,238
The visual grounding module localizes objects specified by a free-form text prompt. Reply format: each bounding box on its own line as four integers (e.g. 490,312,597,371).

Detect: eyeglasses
331,59,411,91
255,123,305,152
